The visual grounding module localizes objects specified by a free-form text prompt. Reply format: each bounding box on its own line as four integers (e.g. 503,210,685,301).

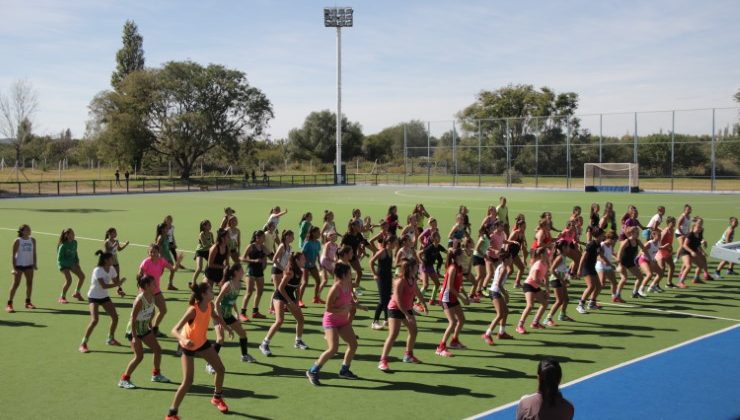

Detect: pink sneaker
79,343,90,353
516,325,527,334
402,353,421,363
58,297,69,304
435,346,454,357
378,359,389,371
448,339,467,349
72,292,84,302
497,332,514,340
530,322,545,329
481,333,494,346
545,319,557,327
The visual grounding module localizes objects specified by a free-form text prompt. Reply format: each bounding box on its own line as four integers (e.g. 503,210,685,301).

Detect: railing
0,173,355,198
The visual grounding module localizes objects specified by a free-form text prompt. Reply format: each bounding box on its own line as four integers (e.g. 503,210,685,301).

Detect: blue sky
0,0,738,139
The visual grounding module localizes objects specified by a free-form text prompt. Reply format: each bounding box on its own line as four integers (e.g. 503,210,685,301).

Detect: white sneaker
371,321,384,330
241,353,256,363
259,342,272,356
710,272,720,281
294,339,309,350
576,305,588,314
205,363,216,375
638,289,648,298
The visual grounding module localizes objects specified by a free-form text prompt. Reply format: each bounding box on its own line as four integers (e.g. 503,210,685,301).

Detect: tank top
197,232,214,252
105,239,120,265
127,294,155,336
286,268,301,288
658,231,674,259
621,240,639,264
389,277,416,310
487,231,506,258
474,236,490,258
276,245,291,270
182,302,212,350
211,245,228,267
676,216,691,236
600,242,614,263
440,264,464,303
229,230,239,252
218,284,240,317
718,228,734,245
247,244,265,271
377,250,393,280
489,264,508,293
15,237,34,267
644,241,659,261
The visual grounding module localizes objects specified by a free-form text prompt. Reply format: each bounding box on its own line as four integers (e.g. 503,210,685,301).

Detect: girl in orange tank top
166,282,229,420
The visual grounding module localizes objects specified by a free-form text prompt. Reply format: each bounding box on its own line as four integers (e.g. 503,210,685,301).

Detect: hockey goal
584,163,639,193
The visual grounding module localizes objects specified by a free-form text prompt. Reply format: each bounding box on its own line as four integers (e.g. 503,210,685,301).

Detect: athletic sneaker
24,302,35,309
545,319,557,327
648,286,659,294
480,289,491,297
259,342,272,356
530,322,545,329
654,285,665,293
5,304,14,313
727,269,738,275
371,321,384,330
241,353,256,363
515,325,527,334
294,339,309,350
558,314,575,322
152,374,171,383
107,338,122,346
576,305,587,314
312,296,326,304
632,292,640,299
472,294,481,304
79,343,90,353
665,283,677,289
72,292,84,301
251,312,267,320
588,302,603,310
239,313,250,322
205,364,216,375
514,283,522,289
481,333,494,346
637,289,648,298
710,273,721,280
118,379,136,389
435,346,454,357
612,296,626,303
497,332,514,340
448,339,467,349
691,278,705,285
165,415,180,420
413,303,426,314
714,270,722,279
211,397,229,413
154,330,167,338
306,370,321,386
298,300,306,308
339,369,359,379
58,297,69,304
166,285,178,291
403,353,421,363
677,282,688,289
378,359,389,371
354,286,365,296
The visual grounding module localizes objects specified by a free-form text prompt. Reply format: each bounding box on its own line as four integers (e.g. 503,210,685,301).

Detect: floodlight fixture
324,7,353,27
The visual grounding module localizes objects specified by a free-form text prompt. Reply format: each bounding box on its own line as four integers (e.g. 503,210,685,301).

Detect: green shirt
197,231,214,252
299,220,312,248
219,286,240,318
57,240,79,269
496,205,509,225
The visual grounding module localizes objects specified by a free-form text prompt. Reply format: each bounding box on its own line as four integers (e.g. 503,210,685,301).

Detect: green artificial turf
0,186,738,420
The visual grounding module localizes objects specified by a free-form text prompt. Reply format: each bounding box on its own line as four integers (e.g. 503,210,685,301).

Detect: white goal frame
584,163,639,193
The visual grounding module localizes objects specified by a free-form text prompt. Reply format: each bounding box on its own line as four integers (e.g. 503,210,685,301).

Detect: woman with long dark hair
516,358,574,420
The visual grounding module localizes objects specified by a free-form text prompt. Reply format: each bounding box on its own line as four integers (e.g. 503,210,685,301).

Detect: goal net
584,163,639,193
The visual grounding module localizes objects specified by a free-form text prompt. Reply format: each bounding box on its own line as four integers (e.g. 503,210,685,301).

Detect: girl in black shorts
545,247,573,325
369,236,398,330
341,221,371,294
205,229,229,288
678,217,713,286
576,228,605,314
192,220,213,286
614,226,645,300
80,250,123,353
260,252,309,356
508,217,527,288
240,230,267,320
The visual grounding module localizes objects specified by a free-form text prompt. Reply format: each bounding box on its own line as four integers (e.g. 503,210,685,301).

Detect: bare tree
0,80,39,165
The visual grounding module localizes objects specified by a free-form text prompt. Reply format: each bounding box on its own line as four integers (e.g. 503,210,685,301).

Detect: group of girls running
3,200,738,420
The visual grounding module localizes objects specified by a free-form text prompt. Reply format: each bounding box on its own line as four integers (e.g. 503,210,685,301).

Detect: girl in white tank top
6,224,37,313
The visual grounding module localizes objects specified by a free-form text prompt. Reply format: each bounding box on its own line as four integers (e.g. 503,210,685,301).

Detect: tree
361,120,429,162
148,61,273,178
111,20,145,90
287,110,363,163
0,80,39,166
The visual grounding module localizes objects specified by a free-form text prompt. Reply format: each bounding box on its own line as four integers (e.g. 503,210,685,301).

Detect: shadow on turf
0,319,46,328
0,207,126,213
320,375,495,398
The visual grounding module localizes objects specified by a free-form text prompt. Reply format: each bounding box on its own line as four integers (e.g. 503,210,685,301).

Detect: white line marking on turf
0,227,196,254
465,323,740,420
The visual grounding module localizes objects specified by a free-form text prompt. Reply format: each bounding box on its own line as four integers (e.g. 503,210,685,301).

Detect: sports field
1,186,738,419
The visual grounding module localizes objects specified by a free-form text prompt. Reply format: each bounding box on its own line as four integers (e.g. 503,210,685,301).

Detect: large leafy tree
111,20,145,90
362,120,429,162
147,61,273,178
287,110,363,163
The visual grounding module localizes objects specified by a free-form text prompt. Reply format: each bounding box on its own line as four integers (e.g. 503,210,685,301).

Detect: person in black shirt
576,228,604,314
341,221,371,294
420,232,446,305
677,217,715,285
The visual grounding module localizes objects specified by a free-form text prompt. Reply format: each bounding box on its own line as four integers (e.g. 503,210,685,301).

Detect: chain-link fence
354,107,740,192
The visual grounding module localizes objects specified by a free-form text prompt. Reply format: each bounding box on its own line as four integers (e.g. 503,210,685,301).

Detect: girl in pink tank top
307,263,365,385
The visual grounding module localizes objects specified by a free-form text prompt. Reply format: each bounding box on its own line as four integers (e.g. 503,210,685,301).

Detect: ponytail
104,227,116,240
281,229,294,245
17,224,30,238
94,249,113,267
537,358,563,407
224,263,243,282
137,275,154,290
189,281,211,305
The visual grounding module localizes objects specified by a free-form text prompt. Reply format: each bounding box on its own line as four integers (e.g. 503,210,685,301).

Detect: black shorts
182,340,212,357
619,259,636,269
472,255,485,266
14,265,33,271
88,296,112,305
125,329,152,341
509,243,521,258
204,267,224,283
549,279,563,288
271,266,284,275
248,266,265,278
388,308,413,319
442,301,460,310
522,283,541,294
273,287,297,303
582,266,598,276
195,250,209,259
223,315,237,325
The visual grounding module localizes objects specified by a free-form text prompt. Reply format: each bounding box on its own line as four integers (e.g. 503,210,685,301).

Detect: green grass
1,186,739,420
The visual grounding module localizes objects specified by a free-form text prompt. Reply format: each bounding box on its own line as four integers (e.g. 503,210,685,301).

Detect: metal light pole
324,7,353,184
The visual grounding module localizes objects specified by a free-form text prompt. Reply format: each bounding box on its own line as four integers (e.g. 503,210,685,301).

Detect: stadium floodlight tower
324,6,353,184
